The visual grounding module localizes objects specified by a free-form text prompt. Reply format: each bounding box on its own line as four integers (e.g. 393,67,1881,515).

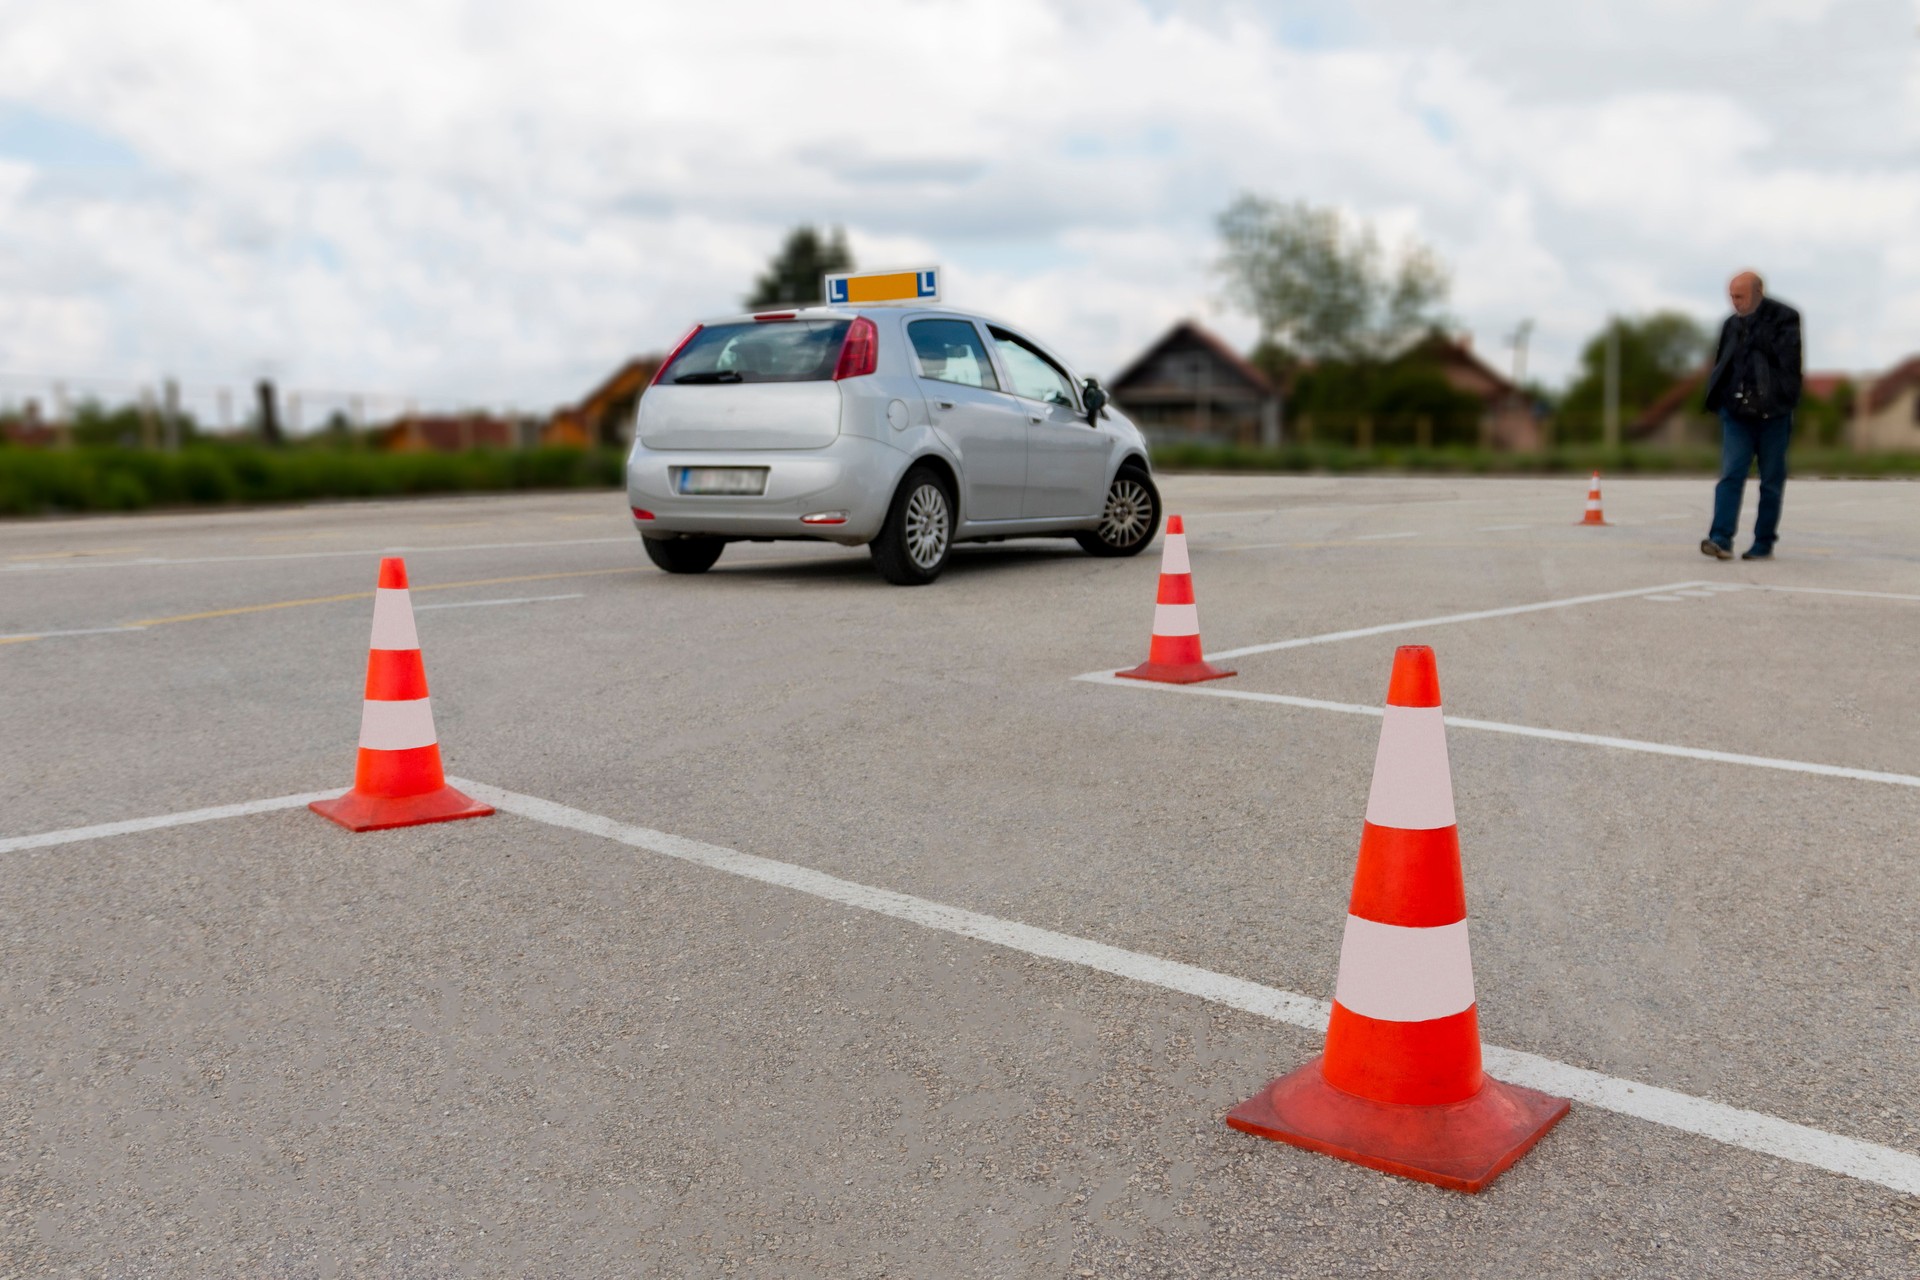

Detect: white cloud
0,0,1915,416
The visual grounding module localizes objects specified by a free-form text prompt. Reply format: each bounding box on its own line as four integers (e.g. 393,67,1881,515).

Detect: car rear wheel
642,534,726,574
870,466,953,585
1075,464,1160,557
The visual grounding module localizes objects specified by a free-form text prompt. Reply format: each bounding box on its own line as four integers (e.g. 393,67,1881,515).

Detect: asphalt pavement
3,475,1918,1277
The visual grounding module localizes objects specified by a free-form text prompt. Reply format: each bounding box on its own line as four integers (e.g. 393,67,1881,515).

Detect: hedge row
1149,441,1920,478
0,445,627,516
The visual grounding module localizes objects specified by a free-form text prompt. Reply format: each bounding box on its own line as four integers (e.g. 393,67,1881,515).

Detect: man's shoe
1741,547,1773,561
1700,539,1733,560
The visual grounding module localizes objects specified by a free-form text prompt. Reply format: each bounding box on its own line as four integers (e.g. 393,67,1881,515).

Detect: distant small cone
310,558,494,832
1578,471,1610,525
1225,645,1568,1192
1115,516,1235,685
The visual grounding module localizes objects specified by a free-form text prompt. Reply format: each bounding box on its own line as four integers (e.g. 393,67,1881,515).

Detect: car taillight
649,324,703,387
833,316,878,380
631,508,655,521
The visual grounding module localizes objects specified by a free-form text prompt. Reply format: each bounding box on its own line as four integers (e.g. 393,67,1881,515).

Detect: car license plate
675,467,768,496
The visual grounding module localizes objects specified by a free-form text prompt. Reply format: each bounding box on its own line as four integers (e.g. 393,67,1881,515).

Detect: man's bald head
1729,271,1764,316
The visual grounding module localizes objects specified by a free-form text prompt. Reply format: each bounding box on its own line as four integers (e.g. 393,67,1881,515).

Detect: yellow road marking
127,566,649,627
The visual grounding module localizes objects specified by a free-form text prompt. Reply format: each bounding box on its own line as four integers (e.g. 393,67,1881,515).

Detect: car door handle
935,399,955,410
1027,413,1044,424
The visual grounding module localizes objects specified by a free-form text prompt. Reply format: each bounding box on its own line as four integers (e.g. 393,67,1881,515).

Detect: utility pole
1603,319,1621,452
162,378,181,451
1505,320,1533,389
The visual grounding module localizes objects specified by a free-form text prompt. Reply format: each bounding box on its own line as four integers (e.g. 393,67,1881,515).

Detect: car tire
642,534,726,574
1075,464,1161,557
869,466,954,585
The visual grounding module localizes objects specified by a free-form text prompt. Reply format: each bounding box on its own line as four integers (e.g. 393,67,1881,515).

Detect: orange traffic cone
1578,471,1610,525
1115,515,1235,685
310,557,494,832
1225,645,1568,1192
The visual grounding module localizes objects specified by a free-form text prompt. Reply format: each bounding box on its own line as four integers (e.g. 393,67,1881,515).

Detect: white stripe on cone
1334,916,1476,1021
1160,532,1191,576
358,697,438,751
369,588,421,651
1364,705,1457,829
1152,602,1200,637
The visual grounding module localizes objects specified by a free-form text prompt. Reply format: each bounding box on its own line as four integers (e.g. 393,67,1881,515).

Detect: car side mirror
1082,378,1108,425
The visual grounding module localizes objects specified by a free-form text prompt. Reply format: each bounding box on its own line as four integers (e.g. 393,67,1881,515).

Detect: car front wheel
1075,464,1161,557
869,466,954,585
642,534,726,574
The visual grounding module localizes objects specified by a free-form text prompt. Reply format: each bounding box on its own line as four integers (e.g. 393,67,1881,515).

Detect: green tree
1215,195,1450,363
1559,311,1711,441
745,225,855,308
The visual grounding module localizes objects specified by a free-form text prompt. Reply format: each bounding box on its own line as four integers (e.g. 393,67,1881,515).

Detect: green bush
0,443,629,516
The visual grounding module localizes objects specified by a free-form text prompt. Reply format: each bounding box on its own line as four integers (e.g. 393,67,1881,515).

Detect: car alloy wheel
904,483,950,570
1099,476,1153,547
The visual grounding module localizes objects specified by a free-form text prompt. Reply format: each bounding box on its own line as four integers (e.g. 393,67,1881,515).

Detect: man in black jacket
1700,271,1801,560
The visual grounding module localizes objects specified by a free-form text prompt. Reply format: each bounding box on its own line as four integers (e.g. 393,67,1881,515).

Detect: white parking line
7,779,1918,1197
414,593,585,611
1072,671,1920,790
1749,585,1920,604
0,790,335,855
0,624,150,641
0,536,634,573
1192,581,1706,663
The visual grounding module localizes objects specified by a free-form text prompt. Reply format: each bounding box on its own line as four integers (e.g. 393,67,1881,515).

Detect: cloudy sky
1,0,1916,419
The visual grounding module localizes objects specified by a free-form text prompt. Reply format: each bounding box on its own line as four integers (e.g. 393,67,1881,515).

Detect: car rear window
662,320,852,384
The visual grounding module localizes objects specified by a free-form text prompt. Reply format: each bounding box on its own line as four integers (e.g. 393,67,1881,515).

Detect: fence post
1357,414,1374,452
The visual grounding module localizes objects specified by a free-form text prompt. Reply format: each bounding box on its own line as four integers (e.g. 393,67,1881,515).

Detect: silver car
626,303,1161,584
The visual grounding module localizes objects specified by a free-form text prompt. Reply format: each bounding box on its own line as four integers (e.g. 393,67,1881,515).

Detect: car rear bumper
626,436,903,545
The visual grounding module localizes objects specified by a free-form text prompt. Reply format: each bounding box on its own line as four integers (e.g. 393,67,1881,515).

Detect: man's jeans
1710,409,1792,553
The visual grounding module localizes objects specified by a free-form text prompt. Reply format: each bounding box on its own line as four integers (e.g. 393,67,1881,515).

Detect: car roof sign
824,267,939,306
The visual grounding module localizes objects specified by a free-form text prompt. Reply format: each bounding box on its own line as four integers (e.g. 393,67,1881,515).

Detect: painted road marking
0,536,636,573
0,625,150,644
1073,671,1920,790
415,593,585,611
1671,590,1718,598
8,779,1918,1198
0,790,336,855
1750,584,1920,604
1192,581,1706,662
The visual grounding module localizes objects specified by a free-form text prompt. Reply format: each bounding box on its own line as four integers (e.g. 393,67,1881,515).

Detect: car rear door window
909,319,1000,391
988,328,1078,408
663,320,851,383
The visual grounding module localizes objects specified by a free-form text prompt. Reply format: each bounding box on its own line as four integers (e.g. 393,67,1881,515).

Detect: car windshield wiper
674,370,744,384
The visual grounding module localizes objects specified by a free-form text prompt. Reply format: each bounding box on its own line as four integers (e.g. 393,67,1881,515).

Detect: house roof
575,356,662,419
1109,320,1275,397
1868,356,1920,413
1397,330,1516,399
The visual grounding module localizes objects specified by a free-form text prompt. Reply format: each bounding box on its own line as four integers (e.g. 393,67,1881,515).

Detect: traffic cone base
309,784,493,833
1116,657,1236,684
1226,1055,1570,1193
